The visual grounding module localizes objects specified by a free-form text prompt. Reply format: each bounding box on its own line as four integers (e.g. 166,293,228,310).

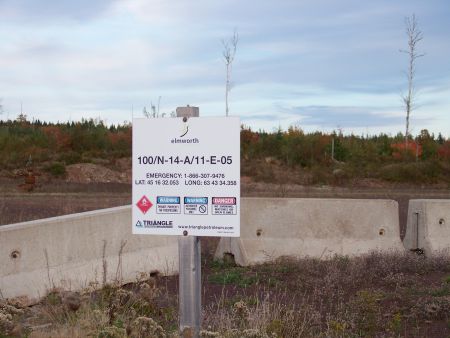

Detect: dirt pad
66,163,131,184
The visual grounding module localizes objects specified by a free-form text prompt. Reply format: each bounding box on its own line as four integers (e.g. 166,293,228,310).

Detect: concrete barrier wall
0,206,178,302
1,198,412,300
215,198,403,266
403,199,450,254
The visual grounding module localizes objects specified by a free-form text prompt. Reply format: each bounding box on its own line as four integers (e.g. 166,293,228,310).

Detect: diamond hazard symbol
136,196,153,214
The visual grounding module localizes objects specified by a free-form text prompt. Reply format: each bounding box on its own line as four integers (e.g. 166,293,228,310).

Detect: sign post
178,234,201,337
178,108,201,338
132,110,240,337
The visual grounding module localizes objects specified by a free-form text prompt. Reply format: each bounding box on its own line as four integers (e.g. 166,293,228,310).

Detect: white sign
132,117,240,237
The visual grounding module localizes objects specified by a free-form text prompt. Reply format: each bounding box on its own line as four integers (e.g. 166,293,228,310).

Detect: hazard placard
132,117,240,237
212,197,237,215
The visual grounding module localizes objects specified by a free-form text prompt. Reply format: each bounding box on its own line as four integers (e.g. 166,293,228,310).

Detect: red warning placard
212,197,237,215
136,195,153,214
212,197,236,205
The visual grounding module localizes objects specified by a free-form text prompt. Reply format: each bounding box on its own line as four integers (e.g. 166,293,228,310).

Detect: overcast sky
0,0,449,136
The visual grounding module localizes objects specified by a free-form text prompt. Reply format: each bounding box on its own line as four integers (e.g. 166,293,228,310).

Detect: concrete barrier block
215,198,402,266
0,206,178,303
403,199,450,254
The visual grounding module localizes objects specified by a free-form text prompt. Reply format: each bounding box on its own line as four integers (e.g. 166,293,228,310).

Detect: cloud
0,0,118,23
111,0,217,25
0,0,449,137
284,105,404,128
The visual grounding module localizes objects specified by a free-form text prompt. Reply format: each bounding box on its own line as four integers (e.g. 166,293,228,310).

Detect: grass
444,275,450,284
0,193,130,226
2,251,450,337
201,252,450,337
1,184,450,336
208,260,282,289
1,278,176,337
208,269,258,288
431,284,450,297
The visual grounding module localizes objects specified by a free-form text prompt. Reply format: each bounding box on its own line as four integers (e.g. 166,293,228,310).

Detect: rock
62,292,81,312
332,168,345,177
7,296,31,309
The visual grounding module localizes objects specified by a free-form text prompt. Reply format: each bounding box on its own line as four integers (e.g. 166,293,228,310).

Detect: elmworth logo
171,122,199,144
180,123,189,137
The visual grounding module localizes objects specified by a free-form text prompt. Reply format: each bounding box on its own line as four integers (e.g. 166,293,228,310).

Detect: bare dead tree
222,30,238,117
143,96,164,117
400,14,424,148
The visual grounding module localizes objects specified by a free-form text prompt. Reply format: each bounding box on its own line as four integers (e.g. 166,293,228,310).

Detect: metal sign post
178,235,201,337
177,108,201,338
132,107,240,338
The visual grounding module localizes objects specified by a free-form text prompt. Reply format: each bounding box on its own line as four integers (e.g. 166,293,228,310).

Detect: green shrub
45,162,66,177
58,151,82,165
379,162,443,183
208,269,257,287
444,275,450,284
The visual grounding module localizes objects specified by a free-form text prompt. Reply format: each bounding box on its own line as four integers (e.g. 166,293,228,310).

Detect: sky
0,0,449,136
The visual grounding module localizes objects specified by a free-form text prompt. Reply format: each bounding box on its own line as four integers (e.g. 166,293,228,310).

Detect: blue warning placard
156,196,181,214
184,197,208,215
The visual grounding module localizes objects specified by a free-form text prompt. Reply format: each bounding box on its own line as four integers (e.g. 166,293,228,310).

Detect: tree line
241,126,449,166
1,116,449,184
0,115,131,169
